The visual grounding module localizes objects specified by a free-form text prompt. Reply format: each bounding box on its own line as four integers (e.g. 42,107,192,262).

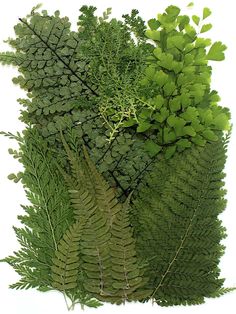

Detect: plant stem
63,292,70,311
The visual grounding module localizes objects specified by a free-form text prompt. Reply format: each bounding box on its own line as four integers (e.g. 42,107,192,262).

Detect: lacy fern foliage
0,3,234,311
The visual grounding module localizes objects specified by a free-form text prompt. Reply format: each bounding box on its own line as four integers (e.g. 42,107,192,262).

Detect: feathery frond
133,137,228,306
54,134,149,303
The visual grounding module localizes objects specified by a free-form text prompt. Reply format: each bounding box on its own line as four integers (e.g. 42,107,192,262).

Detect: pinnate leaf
202,129,218,141
145,30,160,41
187,2,194,8
213,113,230,130
166,5,181,17
165,145,176,159
177,138,191,148
183,125,196,136
154,70,169,87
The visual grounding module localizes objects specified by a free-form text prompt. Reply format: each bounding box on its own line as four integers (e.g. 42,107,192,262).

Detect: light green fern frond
108,199,151,303
3,128,74,290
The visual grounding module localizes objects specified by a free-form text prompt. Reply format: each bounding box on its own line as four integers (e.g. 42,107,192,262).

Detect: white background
0,0,235,313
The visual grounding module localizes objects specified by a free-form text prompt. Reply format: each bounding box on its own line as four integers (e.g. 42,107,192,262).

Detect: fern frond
0,52,23,65
51,221,83,291
82,145,121,225
60,132,96,197
0,130,23,142
59,130,84,183
3,128,74,290
108,201,151,302
209,287,236,298
58,137,149,303
133,138,228,306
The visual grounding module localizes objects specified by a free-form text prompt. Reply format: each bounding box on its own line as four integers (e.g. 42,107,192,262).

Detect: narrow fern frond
51,221,84,291
0,130,23,142
0,52,23,65
3,128,74,290
209,287,236,298
60,130,84,184
60,131,96,196
82,145,121,224
108,202,150,302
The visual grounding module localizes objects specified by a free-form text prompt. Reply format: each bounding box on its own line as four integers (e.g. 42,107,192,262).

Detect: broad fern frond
133,138,228,306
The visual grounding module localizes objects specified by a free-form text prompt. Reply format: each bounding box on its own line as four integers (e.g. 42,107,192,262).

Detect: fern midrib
151,155,214,298
59,226,80,290
96,246,105,295
122,249,130,290
18,18,99,97
60,238,72,289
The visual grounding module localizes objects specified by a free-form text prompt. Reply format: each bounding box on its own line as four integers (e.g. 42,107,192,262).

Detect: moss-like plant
0,3,234,310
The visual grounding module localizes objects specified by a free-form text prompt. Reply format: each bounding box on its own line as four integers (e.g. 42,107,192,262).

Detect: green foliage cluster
0,3,234,310
130,5,230,158
0,4,230,193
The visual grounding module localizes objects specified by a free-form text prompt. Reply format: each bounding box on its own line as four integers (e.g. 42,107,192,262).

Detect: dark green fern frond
133,138,228,306
209,287,236,298
0,9,99,134
59,130,84,184
59,132,97,198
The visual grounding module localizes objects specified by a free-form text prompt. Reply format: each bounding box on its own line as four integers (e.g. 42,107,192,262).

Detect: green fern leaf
58,136,149,302
133,137,228,306
82,144,122,222
51,221,83,291
3,128,74,290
